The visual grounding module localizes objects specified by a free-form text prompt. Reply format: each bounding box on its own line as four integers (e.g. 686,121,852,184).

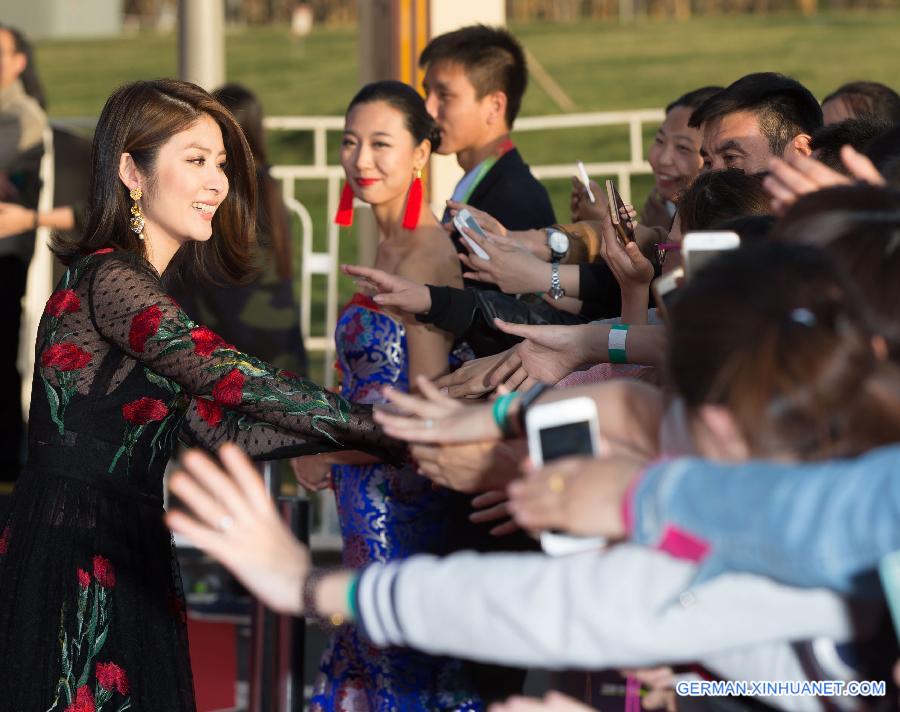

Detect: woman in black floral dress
0,79,400,711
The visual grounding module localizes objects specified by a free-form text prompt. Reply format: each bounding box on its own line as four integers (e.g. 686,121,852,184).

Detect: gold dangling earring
129,187,145,239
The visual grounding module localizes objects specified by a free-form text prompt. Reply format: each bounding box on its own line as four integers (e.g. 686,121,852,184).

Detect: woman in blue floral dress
0,80,401,712
296,82,482,711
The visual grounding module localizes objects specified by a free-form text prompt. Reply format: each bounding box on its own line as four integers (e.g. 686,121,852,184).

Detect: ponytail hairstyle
668,242,900,460
345,80,441,155
53,79,257,284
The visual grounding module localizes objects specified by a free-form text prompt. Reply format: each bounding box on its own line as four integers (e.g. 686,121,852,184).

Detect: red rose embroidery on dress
212,369,245,407
96,661,130,694
65,685,95,712
93,555,116,589
41,342,92,371
46,289,81,317
122,397,169,425
128,305,163,353
195,398,223,427
190,326,228,357
77,568,91,588
0,526,9,554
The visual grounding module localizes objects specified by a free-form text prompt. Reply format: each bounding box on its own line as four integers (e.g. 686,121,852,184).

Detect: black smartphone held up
605,179,635,247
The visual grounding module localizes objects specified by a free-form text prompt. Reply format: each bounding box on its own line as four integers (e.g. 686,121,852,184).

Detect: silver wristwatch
548,260,565,300
546,228,570,261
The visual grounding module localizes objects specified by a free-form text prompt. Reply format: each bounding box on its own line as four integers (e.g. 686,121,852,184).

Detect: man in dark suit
420,25,555,237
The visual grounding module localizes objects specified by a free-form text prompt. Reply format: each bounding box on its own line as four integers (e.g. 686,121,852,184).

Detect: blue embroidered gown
311,294,482,712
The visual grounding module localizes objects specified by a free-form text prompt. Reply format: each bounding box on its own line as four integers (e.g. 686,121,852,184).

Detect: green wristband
608,324,629,364
492,392,520,437
346,571,360,622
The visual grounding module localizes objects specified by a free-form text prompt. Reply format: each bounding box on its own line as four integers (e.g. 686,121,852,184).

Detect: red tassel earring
402,170,423,230
334,182,355,227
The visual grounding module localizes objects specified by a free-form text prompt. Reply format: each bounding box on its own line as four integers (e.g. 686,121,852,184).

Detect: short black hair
419,25,527,128
689,72,823,157
810,118,891,174
345,80,441,153
822,81,900,125
665,86,723,114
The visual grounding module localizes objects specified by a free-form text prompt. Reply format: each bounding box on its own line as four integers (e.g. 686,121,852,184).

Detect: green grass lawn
34,10,900,380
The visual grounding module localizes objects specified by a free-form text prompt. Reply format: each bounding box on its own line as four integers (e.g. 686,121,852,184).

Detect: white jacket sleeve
357,543,854,669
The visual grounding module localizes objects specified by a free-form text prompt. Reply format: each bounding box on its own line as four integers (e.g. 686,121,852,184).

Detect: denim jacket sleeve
628,444,900,595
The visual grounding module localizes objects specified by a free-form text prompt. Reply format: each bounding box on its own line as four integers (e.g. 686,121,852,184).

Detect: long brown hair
668,242,900,460
53,79,256,283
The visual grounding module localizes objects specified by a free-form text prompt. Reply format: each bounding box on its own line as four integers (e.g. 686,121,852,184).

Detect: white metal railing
23,109,664,549
261,107,665,385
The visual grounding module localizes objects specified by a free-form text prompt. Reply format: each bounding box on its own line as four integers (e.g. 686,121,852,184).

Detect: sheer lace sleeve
88,254,403,461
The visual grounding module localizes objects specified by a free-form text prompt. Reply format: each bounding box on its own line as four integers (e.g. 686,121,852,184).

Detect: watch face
548,230,569,254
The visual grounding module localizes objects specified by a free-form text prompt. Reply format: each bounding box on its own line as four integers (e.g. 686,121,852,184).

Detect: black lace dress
0,249,400,711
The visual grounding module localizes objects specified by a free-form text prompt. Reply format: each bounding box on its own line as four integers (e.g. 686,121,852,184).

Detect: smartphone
525,397,606,556
605,180,634,246
452,208,491,261
651,267,684,323
879,551,900,645
576,161,596,204
681,231,741,280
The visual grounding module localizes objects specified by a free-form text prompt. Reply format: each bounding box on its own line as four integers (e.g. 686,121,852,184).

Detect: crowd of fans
3,17,900,712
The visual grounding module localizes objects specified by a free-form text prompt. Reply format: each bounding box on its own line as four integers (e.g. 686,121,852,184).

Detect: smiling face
340,100,427,209
647,106,704,202
130,114,229,246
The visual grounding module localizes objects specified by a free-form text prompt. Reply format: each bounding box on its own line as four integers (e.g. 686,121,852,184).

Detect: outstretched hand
341,264,432,315
433,348,520,399
457,224,549,295
166,443,309,615
492,319,595,390
374,374,500,444
446,200,508,237
764,145,885,215
506,454,644,539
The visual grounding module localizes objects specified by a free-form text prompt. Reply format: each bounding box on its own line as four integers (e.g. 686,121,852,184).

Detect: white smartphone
650,267,684,323
681,231,740,281
452,208,491,261
576,160,596,204
525,397,606,556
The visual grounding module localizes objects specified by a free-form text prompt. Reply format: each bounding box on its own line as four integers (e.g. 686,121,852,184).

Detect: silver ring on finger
424,418,434,429
218,515,234,532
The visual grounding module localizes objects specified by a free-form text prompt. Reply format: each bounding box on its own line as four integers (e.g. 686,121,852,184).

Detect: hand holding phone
605,180,635,247
453,208,491,261
525,397,606,556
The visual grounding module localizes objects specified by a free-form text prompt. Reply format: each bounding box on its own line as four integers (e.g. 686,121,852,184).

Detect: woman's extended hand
492,320,598,390
433,348,520,399
166,443,310,615
506,454,645,539
411,439,525,493
374,375,501,444
341,264,432,315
